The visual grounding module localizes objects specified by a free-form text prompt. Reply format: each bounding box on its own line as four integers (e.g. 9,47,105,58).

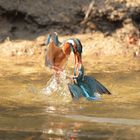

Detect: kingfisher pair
45,32,111,100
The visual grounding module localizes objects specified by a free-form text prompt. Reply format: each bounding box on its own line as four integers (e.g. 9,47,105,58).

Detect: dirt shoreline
0,0,140,72
0,32,139,57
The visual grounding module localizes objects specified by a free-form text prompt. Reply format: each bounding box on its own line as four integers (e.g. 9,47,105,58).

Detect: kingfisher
45,32,83,77
45,32,66,72
45,32,111,100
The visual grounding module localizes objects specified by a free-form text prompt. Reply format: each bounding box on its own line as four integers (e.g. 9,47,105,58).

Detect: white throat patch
67,39,75,45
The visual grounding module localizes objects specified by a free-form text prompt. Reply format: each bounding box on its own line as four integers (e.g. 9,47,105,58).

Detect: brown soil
0,0,140,72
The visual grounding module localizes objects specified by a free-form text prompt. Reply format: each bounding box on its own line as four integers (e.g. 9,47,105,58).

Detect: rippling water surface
0,58,140,140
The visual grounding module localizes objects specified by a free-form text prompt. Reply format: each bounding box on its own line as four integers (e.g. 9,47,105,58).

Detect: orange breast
63,42,71,55
45,41,67,69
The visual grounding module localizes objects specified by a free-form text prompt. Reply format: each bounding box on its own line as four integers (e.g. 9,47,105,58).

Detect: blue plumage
45,32,61,47
74,38,83,54
68,84,83,100
45,34,51,46
68,75,111,100
44,33,111,101
67,37,111,100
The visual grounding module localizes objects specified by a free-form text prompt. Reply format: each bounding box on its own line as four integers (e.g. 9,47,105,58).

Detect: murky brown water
0,57,140,140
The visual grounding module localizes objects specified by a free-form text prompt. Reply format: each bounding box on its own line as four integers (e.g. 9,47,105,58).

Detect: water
0,58,140,140
41,71,70,97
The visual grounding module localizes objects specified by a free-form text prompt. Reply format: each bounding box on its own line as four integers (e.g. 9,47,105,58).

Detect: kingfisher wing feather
79,76,96,96
44,32,63,68
45,34,51,46
79,83,98,100
74,38,83,54
68,81,99,100
45,32,61,47
83,76,111,95
68,75,111,101
95,79,111,94
68,83,83,100
53,32,61,46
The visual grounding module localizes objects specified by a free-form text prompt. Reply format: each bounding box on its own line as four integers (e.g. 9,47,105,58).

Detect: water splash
41,71,71,97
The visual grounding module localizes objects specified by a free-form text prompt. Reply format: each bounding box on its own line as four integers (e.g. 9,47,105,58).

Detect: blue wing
68,75,111,101
83,76,111,95
45,34,51,46
45,32,61,47
74,38,83,54
68,83,83,100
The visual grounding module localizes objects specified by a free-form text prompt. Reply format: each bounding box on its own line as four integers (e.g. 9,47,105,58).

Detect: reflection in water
0,60,140,139
62,114,140,126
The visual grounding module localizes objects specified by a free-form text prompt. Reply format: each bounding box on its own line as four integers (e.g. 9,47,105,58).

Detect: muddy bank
0,32,140,57
0,0,140,39
0,0,89,40
0,0,140,63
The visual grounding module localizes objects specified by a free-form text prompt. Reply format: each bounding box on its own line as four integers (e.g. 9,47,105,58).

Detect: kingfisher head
66,39,76,53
